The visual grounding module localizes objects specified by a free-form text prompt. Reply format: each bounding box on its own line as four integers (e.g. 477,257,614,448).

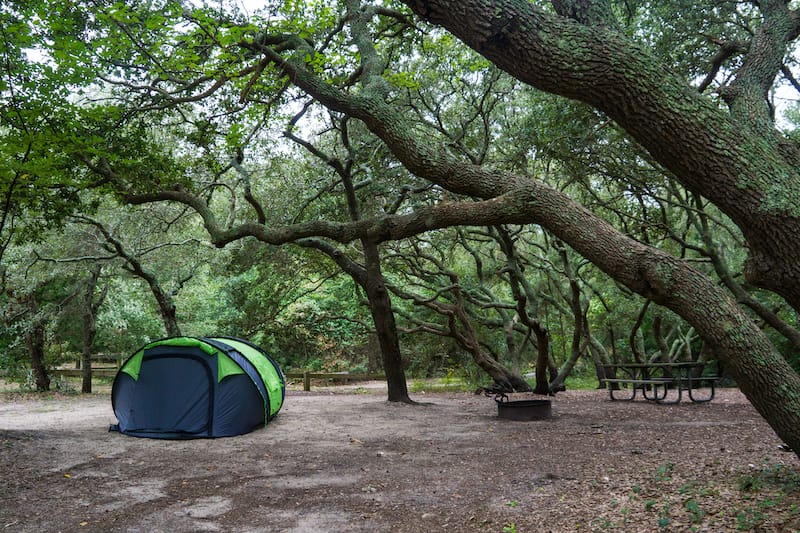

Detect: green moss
654,261,674,287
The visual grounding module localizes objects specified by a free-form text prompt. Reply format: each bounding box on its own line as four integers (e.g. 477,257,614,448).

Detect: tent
110,336,284,439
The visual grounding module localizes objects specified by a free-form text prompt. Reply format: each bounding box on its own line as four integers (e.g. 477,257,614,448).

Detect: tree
386,230,535,392
2,270,79,391
284,112,413,402
182,0,800,452
79,264,107,393
20,289,50,391
389,0,800,449
71,215,186,338
0,3,115,266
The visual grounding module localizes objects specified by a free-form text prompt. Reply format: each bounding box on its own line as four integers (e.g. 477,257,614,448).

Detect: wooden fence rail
284,371,385,391
53,368,118,378
51,368,385,390
53,354,125,379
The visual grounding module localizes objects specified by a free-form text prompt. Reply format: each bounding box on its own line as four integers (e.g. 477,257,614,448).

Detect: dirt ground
1,383,799,533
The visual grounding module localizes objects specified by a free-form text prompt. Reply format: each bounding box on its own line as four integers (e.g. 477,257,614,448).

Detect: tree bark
584,316,611,389
400,0,800,313
80,265,107,394
628,302,649,363
449,288,533,392
532,321,550,394
152,288,181,338
651,314,670,364
24,296,49,392
362,242,413,403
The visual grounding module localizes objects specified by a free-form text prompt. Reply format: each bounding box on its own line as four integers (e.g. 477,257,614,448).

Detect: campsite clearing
1,385,799,532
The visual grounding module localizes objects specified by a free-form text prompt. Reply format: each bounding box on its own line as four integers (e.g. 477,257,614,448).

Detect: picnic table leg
687,377,716,403
609,382,636,401
642,381,670,402
655,385,682,404
655,373,683,404
641,367,670,402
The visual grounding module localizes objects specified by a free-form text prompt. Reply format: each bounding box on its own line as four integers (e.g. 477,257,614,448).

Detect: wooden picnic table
602,361,720,404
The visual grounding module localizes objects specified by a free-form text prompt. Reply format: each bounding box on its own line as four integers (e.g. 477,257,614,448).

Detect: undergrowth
587,459,800,531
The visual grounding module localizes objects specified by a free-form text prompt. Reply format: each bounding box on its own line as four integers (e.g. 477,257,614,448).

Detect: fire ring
495,395,552,421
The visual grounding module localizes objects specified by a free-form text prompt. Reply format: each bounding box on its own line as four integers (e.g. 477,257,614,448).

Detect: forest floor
1,382,799,532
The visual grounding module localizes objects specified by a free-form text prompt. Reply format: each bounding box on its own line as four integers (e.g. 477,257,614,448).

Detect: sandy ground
1,384,799,532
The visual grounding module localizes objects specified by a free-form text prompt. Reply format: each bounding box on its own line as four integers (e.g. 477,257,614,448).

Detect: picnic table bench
602,361,720,404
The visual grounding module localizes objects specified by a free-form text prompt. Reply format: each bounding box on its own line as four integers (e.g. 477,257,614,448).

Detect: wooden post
303,371,311,392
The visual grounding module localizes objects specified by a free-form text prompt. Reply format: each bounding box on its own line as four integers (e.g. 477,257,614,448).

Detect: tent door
127,354,214,437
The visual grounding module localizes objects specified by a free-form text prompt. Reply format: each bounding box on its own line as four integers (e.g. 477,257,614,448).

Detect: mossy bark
401,0,800,313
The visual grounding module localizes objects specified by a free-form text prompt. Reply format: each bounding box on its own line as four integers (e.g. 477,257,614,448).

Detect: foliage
216,242,374,369
94,277,165,354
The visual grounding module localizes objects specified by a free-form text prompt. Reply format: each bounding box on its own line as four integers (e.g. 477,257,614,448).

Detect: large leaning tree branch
399,0,800,313
245,8,800,452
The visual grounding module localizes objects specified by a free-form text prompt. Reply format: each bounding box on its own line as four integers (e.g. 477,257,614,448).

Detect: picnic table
602,361,720,404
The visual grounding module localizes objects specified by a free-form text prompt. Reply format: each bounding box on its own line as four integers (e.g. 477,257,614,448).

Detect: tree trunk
362,242,412,403
24,297,49,392
365,334,382,374
80,265,107,394
450,287,532,392
285,109,413,403
532,321,550,394
629,302,649,363
468,341,532,391
548,286,588,393
501,319,522,375
491,226,548,393
608,327,618,362
296,238,413,403
153,288,181,337
584,315,612,389
81,301,94,394
651,314,670,364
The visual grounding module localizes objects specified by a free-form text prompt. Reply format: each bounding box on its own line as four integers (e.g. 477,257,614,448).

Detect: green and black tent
111,336,285,439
